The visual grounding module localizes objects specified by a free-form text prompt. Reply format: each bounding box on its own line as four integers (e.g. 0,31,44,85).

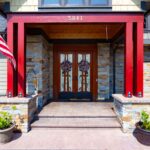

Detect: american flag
0,35,16,69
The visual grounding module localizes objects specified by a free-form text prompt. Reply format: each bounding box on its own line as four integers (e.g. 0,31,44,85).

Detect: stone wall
113,94,150,133
41,37,51,104
97,43,110,100
114,44,124,94
97,43,124,100
26,35,53,108
112,45,150,96
49,44,53,98
26,40,150,100
0,95,37,132
26,36,43,96
109,45,114,97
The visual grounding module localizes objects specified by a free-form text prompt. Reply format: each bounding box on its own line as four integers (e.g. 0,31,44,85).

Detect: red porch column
18,22,26,97
133,22,144,97
7,22,17,97
124,22,133,97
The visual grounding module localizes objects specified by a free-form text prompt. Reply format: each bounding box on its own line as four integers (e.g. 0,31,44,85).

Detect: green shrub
140,111,150,131
0,112,13,130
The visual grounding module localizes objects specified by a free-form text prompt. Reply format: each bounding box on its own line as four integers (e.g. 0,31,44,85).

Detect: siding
11,0,38,12
144,46,150,95
0,15,6,32
112,0,141,11
144,32,150,44
0,53,7,96
1,0,142,12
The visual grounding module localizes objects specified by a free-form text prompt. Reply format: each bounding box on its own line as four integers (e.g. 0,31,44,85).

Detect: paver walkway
0,128,150,150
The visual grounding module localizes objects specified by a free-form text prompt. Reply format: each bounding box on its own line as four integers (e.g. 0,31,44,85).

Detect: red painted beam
7,13,144,24
18,23,26,97
124,22,133,97
133,22,144,97
7,22,17,97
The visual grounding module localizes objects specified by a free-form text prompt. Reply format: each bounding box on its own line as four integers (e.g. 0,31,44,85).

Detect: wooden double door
53,44,97,101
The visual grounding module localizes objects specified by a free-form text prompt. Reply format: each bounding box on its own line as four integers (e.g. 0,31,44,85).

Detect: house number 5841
67,16,83,21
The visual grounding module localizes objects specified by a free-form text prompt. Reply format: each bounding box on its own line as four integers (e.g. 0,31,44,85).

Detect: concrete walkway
0,128,150,150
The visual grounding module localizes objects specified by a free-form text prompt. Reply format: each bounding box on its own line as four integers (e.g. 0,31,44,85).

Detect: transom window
40,0,111,7
67,0,83,6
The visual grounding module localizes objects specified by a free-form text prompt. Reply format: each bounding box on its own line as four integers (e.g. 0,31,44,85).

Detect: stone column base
112,94,150,133
0,95,38,132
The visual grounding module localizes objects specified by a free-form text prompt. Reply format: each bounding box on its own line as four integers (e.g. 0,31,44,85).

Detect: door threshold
53,99,92,102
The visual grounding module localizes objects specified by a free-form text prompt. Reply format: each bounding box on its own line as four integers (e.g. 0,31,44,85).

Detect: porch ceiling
27,23,124,40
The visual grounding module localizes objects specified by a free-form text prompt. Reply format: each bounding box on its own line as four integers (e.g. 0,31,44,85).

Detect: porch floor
31,102,121,129
38,102,116,117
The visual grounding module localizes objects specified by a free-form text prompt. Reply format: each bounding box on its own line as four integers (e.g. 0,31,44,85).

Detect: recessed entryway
26,23,125,101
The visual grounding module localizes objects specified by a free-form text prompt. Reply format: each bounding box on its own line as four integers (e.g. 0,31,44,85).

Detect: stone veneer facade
97,43,124,100
26,35,53,109
0,95,37,132
26,38,150,100
97,43,110,100
113,94,150,133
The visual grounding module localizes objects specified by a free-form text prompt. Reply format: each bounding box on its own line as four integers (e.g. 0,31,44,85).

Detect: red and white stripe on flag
0,35,16,69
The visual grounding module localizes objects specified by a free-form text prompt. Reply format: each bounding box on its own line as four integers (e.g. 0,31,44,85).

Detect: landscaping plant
140,111,150,131
0,111,13,130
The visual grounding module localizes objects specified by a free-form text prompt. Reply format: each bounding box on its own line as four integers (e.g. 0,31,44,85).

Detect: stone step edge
31,125,121,129
35,116,117,119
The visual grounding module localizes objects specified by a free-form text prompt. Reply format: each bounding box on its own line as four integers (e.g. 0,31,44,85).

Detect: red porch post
124,22,133,97
18,22,26,97
133,22,144,97
7,22,17,97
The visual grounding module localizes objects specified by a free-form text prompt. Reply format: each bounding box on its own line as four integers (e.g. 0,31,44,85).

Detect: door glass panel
60,54,73,92
78,54,90,92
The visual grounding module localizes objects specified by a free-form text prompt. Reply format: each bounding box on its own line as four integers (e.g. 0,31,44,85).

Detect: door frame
53,44,98,101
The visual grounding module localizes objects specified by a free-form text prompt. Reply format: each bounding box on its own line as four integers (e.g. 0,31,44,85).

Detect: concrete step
31,116,121,129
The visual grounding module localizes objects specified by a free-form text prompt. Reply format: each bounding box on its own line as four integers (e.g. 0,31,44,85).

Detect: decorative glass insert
60,54,73,92
42,0,60,6
91,0,108,5
78,54,90,92
67,0,84,5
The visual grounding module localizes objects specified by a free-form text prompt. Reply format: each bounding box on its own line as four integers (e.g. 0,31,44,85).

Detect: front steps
31,116,121,129
31,102,121,129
